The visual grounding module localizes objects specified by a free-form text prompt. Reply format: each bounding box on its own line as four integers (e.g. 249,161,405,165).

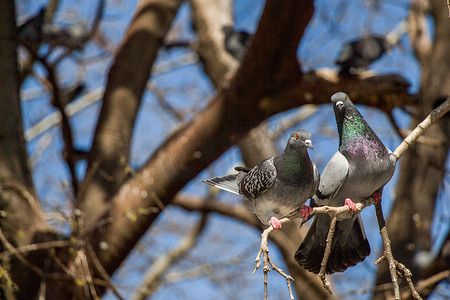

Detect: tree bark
0,2,50,299
78,0,185,229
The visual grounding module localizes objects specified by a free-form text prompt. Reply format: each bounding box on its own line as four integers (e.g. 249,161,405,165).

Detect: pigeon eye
345,96,348,101
295,134,300,140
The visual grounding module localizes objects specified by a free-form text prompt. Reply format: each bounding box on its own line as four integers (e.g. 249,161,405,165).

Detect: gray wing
315,151,349,203
238,157,277,199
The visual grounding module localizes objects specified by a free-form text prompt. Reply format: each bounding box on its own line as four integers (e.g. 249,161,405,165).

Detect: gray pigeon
203,129,319,230
336,35,391,75
336,20,408,75
295,92,396,274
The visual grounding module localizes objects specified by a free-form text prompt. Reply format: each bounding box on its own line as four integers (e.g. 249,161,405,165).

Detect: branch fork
375,202,422,300
253,217,295,300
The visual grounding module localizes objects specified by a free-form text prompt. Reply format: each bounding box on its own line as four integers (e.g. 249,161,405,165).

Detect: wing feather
315,151,349,202
238,157,277,199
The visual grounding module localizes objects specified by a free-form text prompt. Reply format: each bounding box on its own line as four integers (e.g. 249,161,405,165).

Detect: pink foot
345,198,356,214
372,192,381,205
270,217,282,231
300,205,313,221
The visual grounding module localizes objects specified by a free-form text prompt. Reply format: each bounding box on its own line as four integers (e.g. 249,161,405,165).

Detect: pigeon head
331,92,361,121
331,92,366,144
286,129,313,150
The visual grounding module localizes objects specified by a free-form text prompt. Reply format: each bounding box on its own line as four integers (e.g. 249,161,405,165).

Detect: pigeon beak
305,139,313,149
336,101,344,111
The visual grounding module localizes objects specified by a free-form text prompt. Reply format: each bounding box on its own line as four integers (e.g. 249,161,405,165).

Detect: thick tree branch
0,3,52,298
78,0,185,228
408,0,432,65
190,0,237,86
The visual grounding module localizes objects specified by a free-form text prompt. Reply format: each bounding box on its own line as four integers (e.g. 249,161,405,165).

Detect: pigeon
336,35,391,75
222,26,252,61
336,20,408,75
295,92,396,274
203,129,319,230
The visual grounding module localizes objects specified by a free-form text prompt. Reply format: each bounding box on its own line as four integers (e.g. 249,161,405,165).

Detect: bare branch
190,0,237,86
375,200,422,300
318,216,337,294
78,0,185,230
0,240,82,260
408,0,432,65
24,87,103,142
253,219,295,300
393,97,450,160
0,228,44,278
402,270,450,298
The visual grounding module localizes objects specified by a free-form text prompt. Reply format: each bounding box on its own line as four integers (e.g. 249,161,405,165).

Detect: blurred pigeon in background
336,20,408,75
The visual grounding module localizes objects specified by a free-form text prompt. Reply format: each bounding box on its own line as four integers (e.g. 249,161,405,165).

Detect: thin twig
386,111,406,140
0,228,44,277
401,270,450,299
319,216,337,294
21,44,79,194
85,241,125,300
374,201,423,300
253,198,374,299
253,217,296,300
147,83,184,122
0,240,83,260
24,87,103,142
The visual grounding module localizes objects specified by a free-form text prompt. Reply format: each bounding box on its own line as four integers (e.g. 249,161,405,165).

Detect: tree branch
22,50,79,194
173,195,331,299
393,97,450,160
78,0,185,229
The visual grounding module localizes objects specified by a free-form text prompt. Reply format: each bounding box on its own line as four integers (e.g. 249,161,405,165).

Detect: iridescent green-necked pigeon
203,129,319,230
295,92,396,274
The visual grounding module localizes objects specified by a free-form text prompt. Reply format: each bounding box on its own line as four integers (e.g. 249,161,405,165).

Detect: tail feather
202,174,241,195
295,215,370,274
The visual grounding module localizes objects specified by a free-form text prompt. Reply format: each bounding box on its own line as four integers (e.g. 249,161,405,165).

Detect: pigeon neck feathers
338,105,387,160
275,146,313,184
